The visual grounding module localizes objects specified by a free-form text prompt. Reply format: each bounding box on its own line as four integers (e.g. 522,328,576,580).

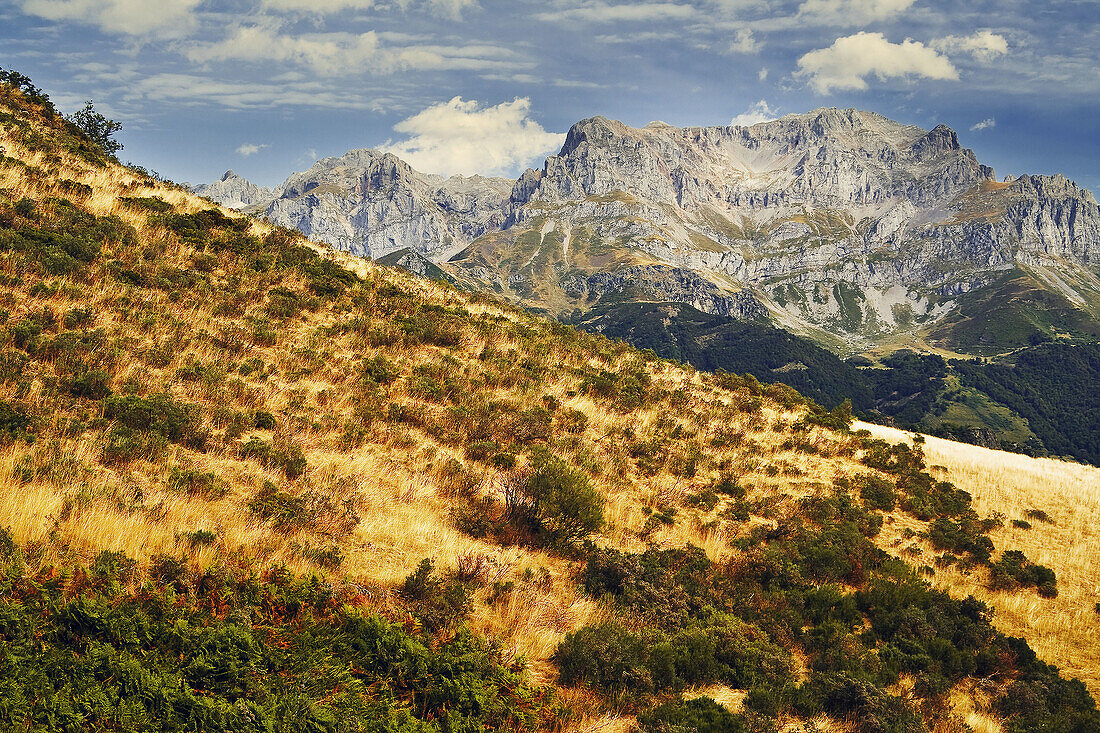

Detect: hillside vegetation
577,301,1100,465
0,73,1097,733
857,421,1100,701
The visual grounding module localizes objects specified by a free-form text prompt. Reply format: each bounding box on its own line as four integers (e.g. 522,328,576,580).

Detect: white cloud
595,30,679,44
795,32,958,94
379,96,565,177
186,25,515,76
261,0,477,18
758,67,768,81
933,31,1009,63
261,0,374,10
398,0,479,19
535,2,696,23
730,99,777,126
124,73,397,111
969,117,995,131
237,143,269,156
796,0,915,24
21,0,201,36
728,28,760,54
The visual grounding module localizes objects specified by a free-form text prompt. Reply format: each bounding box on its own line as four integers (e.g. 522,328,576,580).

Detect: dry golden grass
857,421,1100,699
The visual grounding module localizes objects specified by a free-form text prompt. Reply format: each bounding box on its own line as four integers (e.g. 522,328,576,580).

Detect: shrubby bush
638,697,748,733
989,550,1057,598
0,400,33,443
103,392,206,449
505,449,604,550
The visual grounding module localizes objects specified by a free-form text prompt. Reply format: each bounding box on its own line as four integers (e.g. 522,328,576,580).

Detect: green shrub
101,424,169,463
119,195,173,214
248,480,308,530
65,368,111,399
637,697,748,733
0,400,33,443
168,467,229,500
989,550,1057,598
556,408,588,434
0,350,28,383
246,480,356,535
0,539,547,732
505,450,604,549
401,558,472,634
184,528,217,548
252,410,276,429
360,354,398,385
238,438,305,478
554,622,653,692
858,476,898,512
1024,508,1054,524
103,392,206,450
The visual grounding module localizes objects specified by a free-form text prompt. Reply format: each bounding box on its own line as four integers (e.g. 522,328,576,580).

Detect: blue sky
3,0,1099,191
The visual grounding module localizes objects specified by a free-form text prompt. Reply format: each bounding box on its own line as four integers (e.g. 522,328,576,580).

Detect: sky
3,0,1099,191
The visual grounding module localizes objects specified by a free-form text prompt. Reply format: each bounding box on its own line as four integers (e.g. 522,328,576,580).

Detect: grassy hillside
0,73,1097,733
858,422,1100,702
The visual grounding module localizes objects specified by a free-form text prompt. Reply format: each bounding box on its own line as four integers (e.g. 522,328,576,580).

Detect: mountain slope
6,75,1099,732
457,111,1100,352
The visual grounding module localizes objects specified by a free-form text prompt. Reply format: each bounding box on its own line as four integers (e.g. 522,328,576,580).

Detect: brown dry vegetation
0,85,860,688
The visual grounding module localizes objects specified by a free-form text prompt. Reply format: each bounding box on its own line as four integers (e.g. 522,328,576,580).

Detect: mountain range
196,108,1100,463
198,108,1100,356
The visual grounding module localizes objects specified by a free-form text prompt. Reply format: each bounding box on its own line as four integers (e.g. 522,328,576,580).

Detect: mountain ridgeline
6,71,1100,732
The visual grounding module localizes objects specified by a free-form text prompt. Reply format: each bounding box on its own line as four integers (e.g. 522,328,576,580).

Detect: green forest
576,302,1100,465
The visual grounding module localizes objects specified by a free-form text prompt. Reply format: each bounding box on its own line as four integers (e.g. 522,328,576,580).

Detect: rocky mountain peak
911,123,962,157
193,170,273,210
559,115,632,157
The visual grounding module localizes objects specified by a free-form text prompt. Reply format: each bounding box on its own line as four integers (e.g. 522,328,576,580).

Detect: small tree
67,100,123,156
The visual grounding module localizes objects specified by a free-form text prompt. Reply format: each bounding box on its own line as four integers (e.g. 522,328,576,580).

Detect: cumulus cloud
379,97,565,177
186,25,515,76
758,67,768,80
933,30,1009,63
728,29,760,54
237,143,269,156
535,2,696,23
969,117,995,131
730,99,777,127
796,32,958,94
796,0,915,24
21,0,201,36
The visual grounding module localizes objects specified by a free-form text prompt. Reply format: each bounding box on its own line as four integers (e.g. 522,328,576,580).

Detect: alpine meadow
2,1,1100,731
